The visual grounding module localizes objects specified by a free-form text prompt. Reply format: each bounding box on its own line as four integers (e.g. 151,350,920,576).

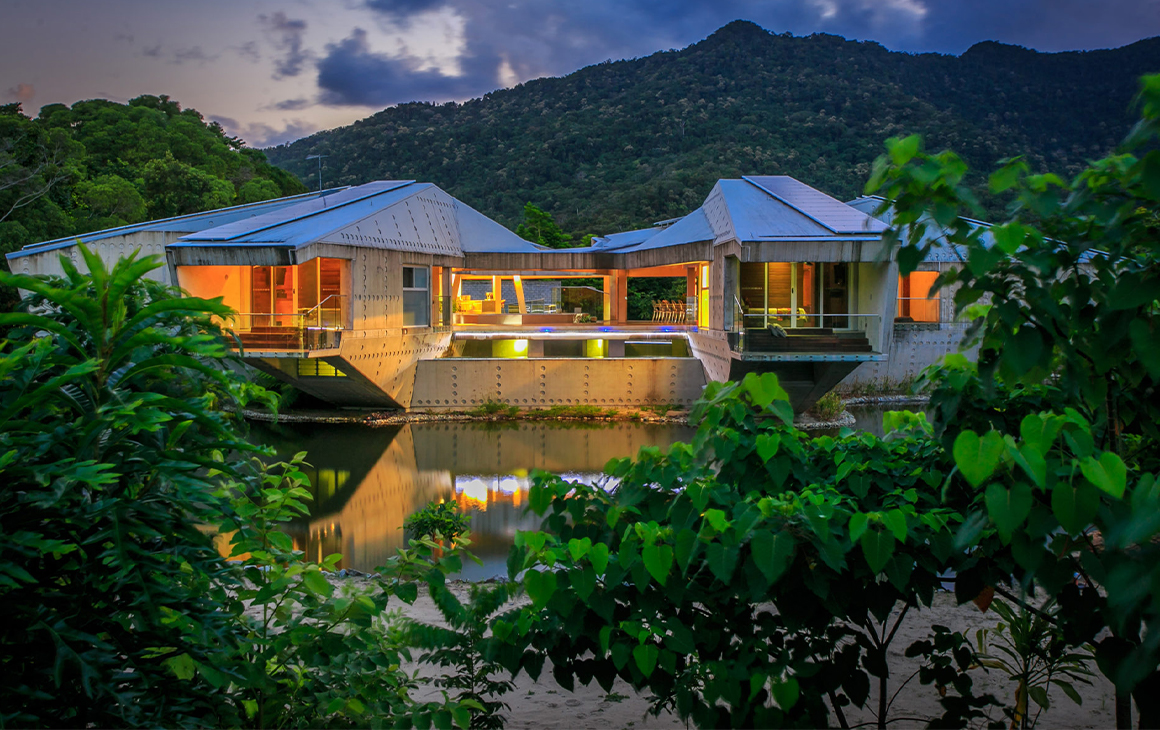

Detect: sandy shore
325,578,1114,729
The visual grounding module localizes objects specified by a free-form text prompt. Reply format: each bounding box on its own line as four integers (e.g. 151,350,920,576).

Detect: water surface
251,420,695,578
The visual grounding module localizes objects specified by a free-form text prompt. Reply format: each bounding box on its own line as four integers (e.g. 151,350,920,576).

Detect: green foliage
268,22,1160,241
469,399,520,418
868,73,1160,725
0,246,269,727
627,277,686,321
499,372,971,728
514,203,572,248
0,249,471,728
974,599,1094,729
219,456,470,729
810,390,845,421
406,500,473,544
0,95,307,293
402,574,516,729
531,404,615,419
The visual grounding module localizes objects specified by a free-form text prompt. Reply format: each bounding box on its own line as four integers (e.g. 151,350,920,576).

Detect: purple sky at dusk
4,0,1159,148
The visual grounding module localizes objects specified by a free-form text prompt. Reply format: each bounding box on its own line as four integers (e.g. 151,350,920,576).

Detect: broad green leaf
302,570,333,597
1081,452,1127,499
641,544,673,586
860,529,896,574
164,653,196,680
750,530,794,585
633,643,659,677
848,513,870,542
706,543,739,583
568,537,592,562
953,430,1005,487
524,569,557,608
1130,319,1160,378
1052,481,1100,534
755,433,781,462
703,509,730,533
889,135,921,166
881,509,908,543
771,677,800,710
985,482,1033,543
588,542,610,575
1020,413,1062,455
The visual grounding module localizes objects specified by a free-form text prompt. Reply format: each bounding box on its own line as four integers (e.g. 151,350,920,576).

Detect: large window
402,266,429,326
897,271,940,323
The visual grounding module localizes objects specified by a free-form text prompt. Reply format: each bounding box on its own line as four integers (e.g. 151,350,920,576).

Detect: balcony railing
727,313,881,356
227,295,347,352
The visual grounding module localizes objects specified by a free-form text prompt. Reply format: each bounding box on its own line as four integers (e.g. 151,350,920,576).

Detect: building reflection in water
250,421,694,579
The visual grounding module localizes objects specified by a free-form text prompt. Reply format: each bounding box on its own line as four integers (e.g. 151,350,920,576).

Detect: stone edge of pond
841,394,931,406
238,408,692,427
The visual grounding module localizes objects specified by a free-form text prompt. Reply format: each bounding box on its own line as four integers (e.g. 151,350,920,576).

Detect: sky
4,0,1160,148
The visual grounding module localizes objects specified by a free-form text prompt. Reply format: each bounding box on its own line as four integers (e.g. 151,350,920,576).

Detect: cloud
235,40,262,63
172,46,218,64
260,11,310,79
211,115,320,147
142,43,162,58
364,0,446,26
270,98,313,110
317,27,486,106
5,83,35,103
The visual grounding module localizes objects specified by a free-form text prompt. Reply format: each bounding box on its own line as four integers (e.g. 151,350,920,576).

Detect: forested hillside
0,95,306,258
267,20,1160,238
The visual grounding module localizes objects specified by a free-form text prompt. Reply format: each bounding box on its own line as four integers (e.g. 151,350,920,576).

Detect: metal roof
174,180,546,256
590,227,662,251
6,188,343,260
846,195,989,263
617,209,715,252
745,176,887,235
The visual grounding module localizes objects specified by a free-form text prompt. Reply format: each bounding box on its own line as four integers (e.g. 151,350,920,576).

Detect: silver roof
174,180,546,256
847,195,988,263
6,188,342,260
745,176,887,235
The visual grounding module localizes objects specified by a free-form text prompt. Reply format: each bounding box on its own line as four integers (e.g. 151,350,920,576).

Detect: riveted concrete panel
411,358,708,411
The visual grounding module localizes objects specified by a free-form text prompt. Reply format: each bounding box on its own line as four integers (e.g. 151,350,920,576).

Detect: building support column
602,273,612,322
614,270,628,324
607,339,625,358
441,267,452,326
528,338,544,358
513,275,527,314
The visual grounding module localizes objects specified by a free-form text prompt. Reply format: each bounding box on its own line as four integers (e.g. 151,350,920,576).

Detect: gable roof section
6,188,341,260
617,208,715,252
745,176,887,236
174,180,546,256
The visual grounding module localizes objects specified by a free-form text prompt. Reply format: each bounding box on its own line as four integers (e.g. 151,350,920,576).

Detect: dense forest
0,95,307,262
267,20,1160,238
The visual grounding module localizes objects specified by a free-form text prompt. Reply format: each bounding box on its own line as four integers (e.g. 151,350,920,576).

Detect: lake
250,403,925,578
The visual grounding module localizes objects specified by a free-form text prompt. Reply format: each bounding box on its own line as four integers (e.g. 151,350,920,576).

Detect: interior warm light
456,477,490,509
513,339,528,354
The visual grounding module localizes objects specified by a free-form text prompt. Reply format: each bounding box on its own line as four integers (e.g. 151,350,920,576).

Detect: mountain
265,21,1160,238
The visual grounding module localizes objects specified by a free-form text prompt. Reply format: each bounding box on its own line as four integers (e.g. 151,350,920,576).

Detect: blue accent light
600,327,612,332
660,326,674,332
541,327,553,332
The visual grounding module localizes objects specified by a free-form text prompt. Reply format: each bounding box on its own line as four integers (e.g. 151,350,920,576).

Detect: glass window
897,272,941,323
402,266,429,327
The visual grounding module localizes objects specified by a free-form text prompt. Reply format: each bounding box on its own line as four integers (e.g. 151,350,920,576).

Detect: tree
75,173,148,229
515,203,572,248
237,178,282,204
143,152,236,218
0,103,83,227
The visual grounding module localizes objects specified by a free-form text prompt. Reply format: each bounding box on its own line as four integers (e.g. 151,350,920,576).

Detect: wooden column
513,275,527,314
614,270,628,323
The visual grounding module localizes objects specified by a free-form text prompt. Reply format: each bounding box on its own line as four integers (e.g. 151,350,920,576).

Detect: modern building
7,176,965,412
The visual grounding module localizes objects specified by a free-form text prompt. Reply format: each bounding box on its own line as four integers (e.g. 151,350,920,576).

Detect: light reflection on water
249,404,929,579
249,421,694,579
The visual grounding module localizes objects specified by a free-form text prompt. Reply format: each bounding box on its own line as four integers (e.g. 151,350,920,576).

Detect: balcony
727,313,885,362
227,295,346,354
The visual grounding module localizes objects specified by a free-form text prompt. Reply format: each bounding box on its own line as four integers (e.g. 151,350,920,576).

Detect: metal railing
728,313,881,354
228,295,347,352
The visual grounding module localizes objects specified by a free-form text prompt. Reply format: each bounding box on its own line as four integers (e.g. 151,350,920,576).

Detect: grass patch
468,399,519,418
531,404,615,419
809,390,845,421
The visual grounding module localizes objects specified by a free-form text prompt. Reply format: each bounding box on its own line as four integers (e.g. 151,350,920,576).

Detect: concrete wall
410,357,708,411
8,231,180,284
842,322,978,385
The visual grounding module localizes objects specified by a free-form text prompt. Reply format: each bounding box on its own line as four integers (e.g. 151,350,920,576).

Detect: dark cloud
114,32,134,44
260,11,310,79
364,0,446,26
210,115,320,147
141,43,162,58
312,0,1160,110
235,40,262,63
5,83,35,103
317,27,488,105
271,98,312,110
172,46,217,64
